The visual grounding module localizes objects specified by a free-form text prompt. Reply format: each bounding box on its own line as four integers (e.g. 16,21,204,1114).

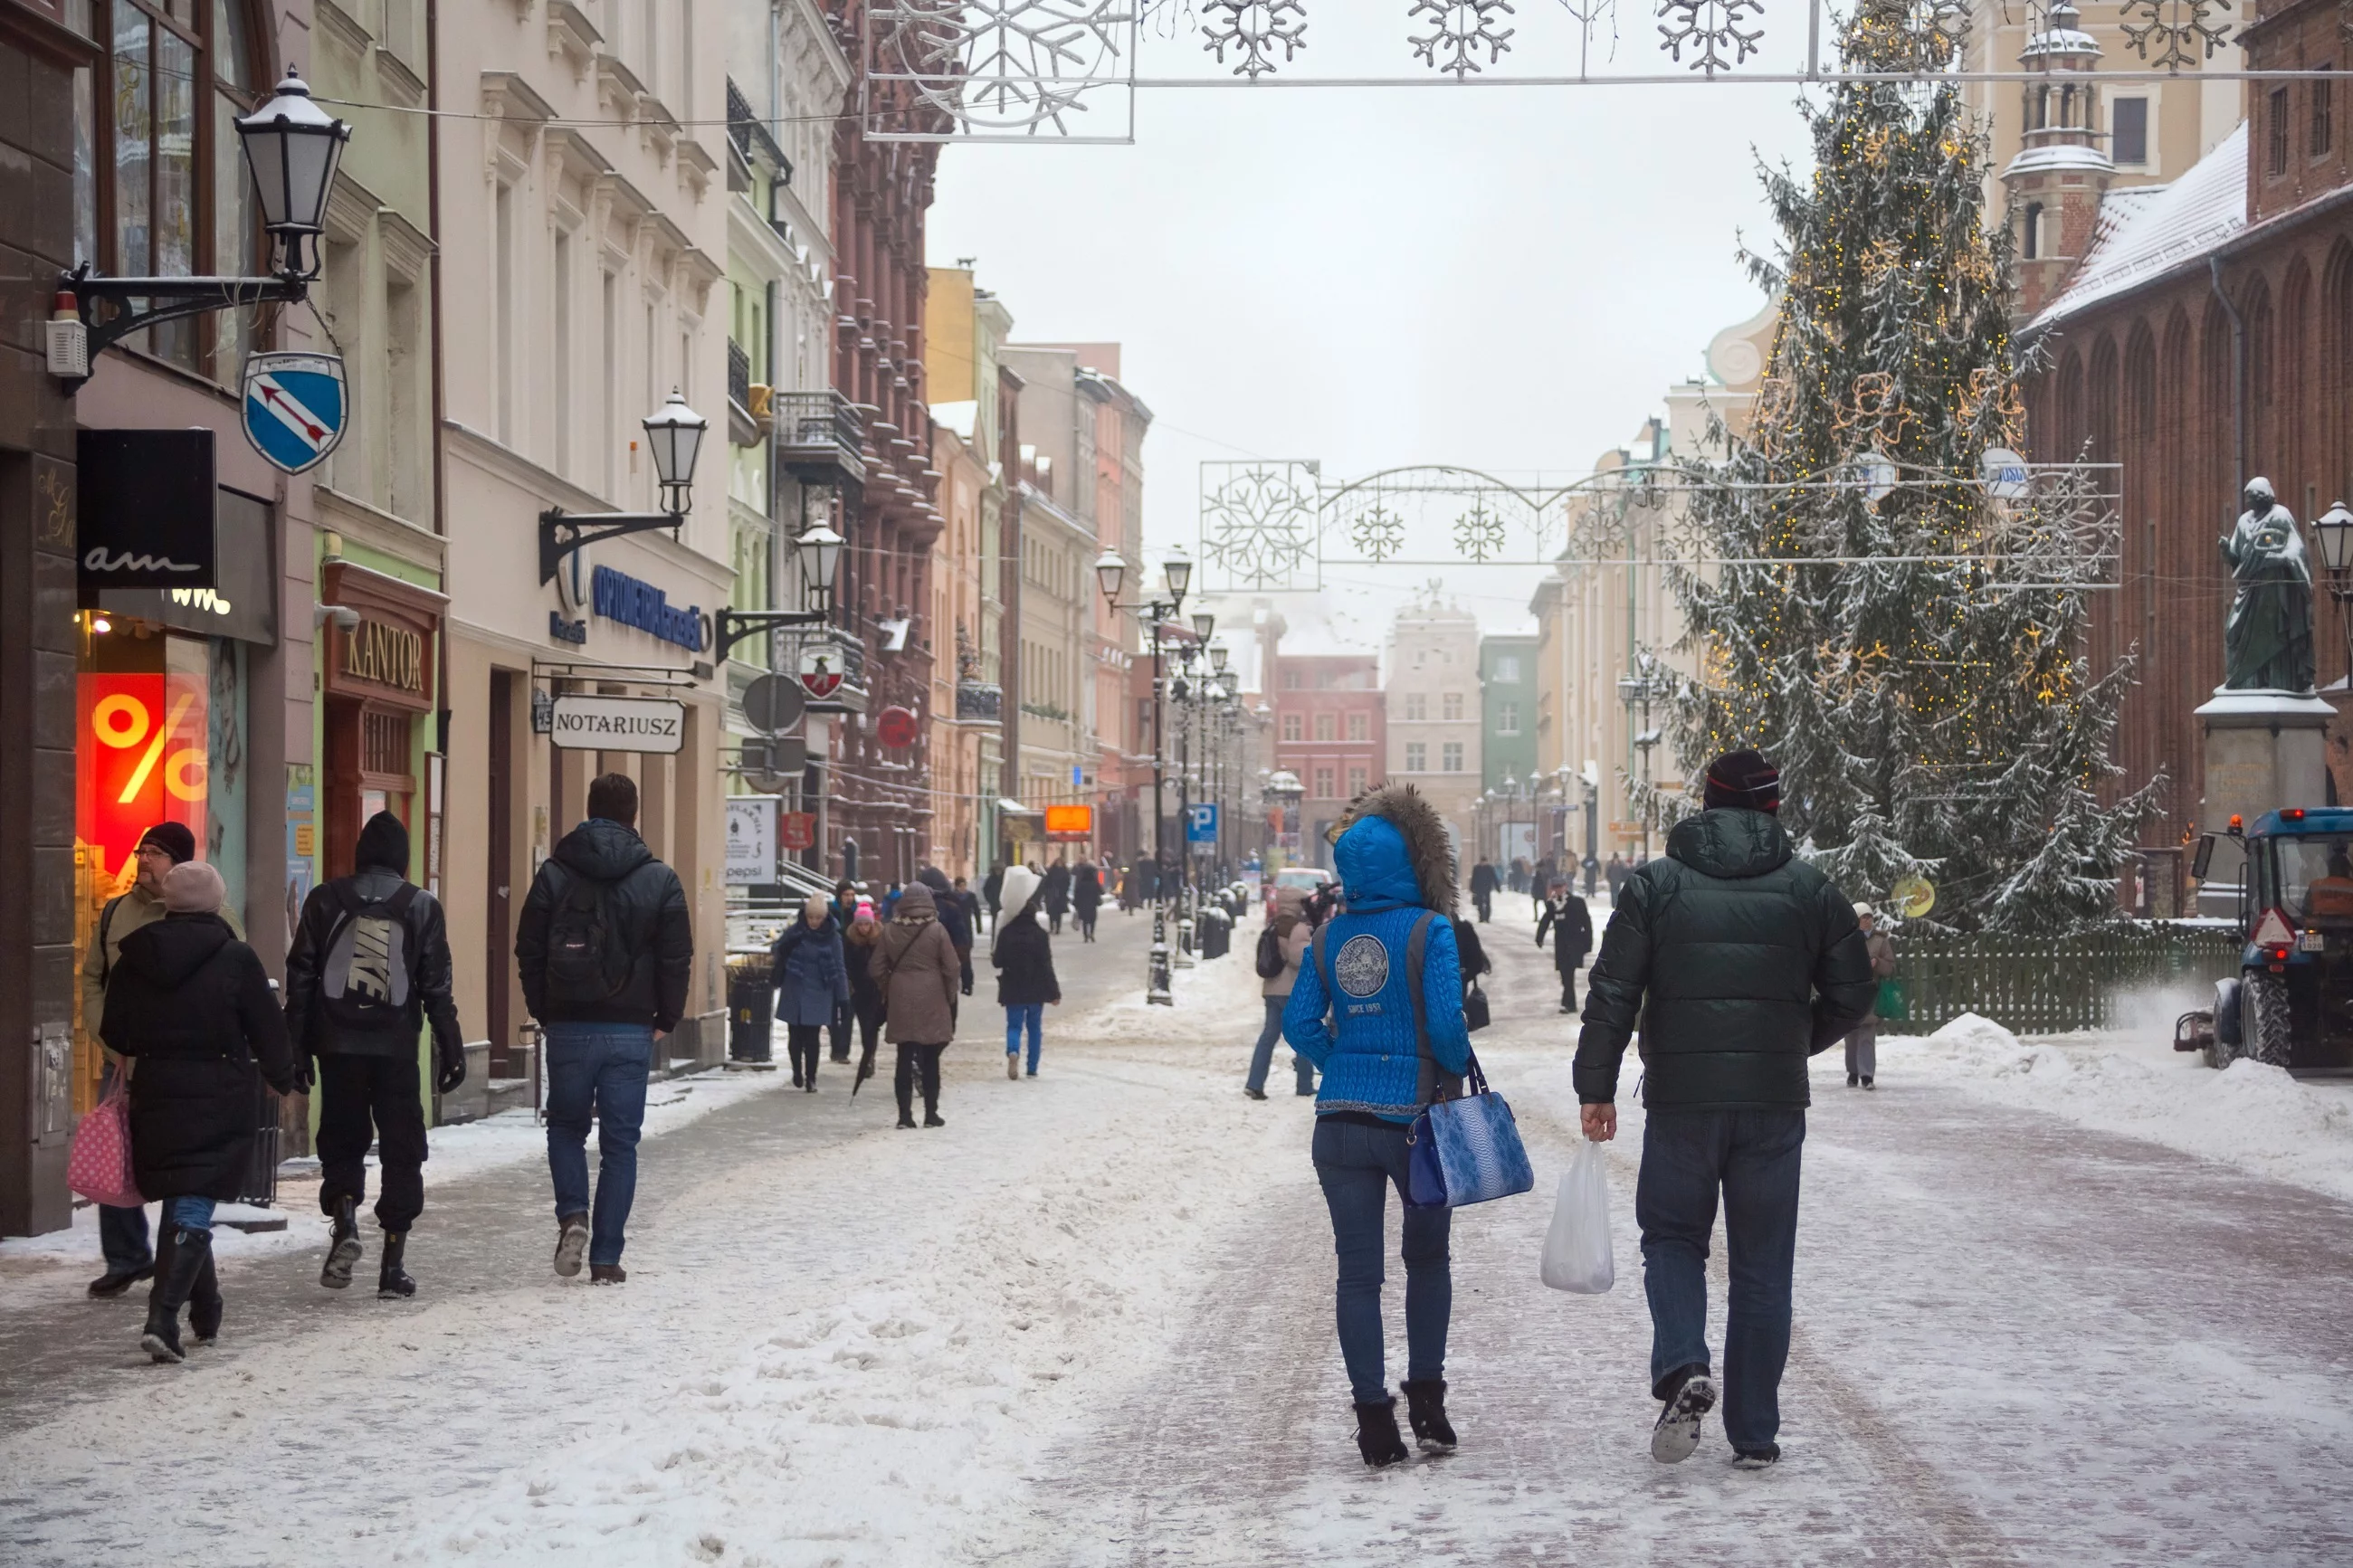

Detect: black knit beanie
1702,749,1782,813
354,811,411,874
138,822,197,864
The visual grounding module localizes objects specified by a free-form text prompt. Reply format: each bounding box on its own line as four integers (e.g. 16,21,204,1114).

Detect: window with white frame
1442,741,1463,772
1443,693,1464,721
1498,702,1519,736
1405,741,1427,772
1405,693,1427,721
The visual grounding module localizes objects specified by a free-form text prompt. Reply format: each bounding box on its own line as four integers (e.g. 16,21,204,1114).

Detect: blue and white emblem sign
241,351,347,474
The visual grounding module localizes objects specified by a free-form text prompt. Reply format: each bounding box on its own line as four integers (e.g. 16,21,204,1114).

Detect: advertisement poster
78,670,209,894
725,796,778,885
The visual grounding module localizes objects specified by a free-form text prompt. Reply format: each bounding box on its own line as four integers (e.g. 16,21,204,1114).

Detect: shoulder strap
1312,921,1334,1001
96,894,123,986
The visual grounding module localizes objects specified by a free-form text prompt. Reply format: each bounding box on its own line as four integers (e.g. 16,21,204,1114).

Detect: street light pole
1096,546,1190,1005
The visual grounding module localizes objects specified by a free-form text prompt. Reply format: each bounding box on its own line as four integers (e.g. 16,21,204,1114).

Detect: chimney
2002,3,2114,320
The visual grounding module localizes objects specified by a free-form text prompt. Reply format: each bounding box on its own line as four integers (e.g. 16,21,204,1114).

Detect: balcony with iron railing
956,682,1002,721
776,389,867,488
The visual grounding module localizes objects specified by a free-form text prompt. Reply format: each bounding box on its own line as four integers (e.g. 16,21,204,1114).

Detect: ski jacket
515,818,694,1031
285,867,462,1060
1576,808,1876,1111
1283,784,1471,1124
772,915,851,1028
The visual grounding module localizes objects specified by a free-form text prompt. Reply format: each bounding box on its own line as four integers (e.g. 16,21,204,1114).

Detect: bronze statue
2221,477,2316,694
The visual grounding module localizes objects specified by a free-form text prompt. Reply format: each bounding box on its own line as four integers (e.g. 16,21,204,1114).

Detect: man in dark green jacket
1576,748,1875,1471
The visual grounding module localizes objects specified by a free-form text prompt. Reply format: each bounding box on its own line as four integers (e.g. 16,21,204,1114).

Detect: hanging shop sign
76,429,216,594
549,694,686,753
1044,803,1094,840
798,643,845,700
876,705,919,749
241,351,348,475
592,565,705,652
780,812,817,851
724,796,777,885
97,489,276,644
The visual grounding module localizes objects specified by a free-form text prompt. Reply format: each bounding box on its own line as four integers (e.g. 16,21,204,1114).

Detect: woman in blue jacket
772,894,849,1091
1284,783,1472,1468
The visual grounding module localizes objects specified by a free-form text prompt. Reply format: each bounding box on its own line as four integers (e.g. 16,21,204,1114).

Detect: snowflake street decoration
1409,0,1517,78
1200,461,1321,590
866,1,1138,141
1349,505,1405,561
1453,499,1508,562
1656,0,1763,73
1202,0,1307,77
2119,0,2233,71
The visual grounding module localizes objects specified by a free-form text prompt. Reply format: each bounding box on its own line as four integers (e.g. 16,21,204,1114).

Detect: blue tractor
2175,808,2353,1076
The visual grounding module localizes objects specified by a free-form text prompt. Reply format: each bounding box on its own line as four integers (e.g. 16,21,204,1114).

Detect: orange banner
1043,803,1094,839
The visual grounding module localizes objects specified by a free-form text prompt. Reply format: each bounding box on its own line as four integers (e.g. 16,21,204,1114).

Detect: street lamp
1163,546,1193,605
1100,552,1195,1005
642,388,710,512
1210,642,1230,675
540,389,712,585
50,70,353,386
1094,546,1127,604
1191,611,1216,644
2318,499,2353,683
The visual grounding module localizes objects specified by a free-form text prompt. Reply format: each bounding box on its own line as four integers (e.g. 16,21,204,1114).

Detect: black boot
187,1245,223,1345
321,1194,362,1289
1400,1379,1457,1453
140,1227,210,1364
377,1231,416,1299
1353,1397,1409,1468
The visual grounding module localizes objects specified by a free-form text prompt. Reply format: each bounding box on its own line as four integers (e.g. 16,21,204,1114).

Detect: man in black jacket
918,866,975,995
516,774,693,1285
285,812,463,1297
1469,856,1498,923
1576,749,1875,1471
1536,879,1594,1013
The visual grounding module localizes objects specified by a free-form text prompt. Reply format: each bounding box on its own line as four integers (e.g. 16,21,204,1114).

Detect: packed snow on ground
1876,1011,2353,1202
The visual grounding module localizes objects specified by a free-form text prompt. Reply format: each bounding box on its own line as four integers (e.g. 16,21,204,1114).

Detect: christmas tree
1656,0,2156,932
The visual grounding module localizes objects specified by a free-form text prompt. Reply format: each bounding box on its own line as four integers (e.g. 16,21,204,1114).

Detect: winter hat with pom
999,863,1042,918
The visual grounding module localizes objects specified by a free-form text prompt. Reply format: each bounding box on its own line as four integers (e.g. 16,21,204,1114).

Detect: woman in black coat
100,861,298,1364
842,906,890,1091
991,865,1060,1079
1041,860,1072,935
1071,860,1103,942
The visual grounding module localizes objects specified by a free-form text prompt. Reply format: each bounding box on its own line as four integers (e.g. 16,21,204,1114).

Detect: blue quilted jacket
1282,813,1470,1123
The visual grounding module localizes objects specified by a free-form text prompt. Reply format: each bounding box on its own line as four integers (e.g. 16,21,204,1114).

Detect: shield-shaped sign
241,351,348,474
799,644,844,701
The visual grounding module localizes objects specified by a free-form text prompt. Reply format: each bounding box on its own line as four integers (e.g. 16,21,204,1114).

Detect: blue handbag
1405,1050,1536,1208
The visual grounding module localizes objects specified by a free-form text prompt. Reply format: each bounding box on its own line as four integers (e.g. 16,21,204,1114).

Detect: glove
435,1046,467,1095
291,1055,317,1095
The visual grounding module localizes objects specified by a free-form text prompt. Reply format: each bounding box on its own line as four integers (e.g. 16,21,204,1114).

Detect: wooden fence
1880,925,2244,1037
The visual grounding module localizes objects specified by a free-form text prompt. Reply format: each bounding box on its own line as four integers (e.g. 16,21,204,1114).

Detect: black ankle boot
187,1244,223,1345
1399,1379,1457,1453
1353,1397,1409,1468
377,1231,415,1298
140,1227,210,1364
321,1195,362,1289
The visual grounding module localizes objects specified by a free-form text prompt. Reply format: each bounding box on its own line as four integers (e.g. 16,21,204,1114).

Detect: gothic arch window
2325,242,2353,503
2244,274,2277,481
2280,259,2313,508
66,0,272,380
2023,203,2043,260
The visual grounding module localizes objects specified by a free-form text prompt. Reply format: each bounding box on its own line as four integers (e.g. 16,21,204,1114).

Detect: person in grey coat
1845,905,1897,1088
774,894,850,1091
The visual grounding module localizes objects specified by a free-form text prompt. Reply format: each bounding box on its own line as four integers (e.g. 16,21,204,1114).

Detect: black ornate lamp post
1096,544,1191,1005
540,388,710,585
2315,500,2353,683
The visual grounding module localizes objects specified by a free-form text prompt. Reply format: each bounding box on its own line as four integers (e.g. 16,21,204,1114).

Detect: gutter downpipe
2209,254,2245,503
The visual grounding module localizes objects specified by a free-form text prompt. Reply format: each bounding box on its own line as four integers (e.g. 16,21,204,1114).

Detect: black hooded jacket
284,814,462,1061
516,818,694,1030
992,907,1061,1006
1576,809,1876,1111
100,913,297,1200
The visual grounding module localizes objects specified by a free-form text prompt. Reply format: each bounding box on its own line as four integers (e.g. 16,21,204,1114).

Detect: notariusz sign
592,565,704,651
549,694,686,754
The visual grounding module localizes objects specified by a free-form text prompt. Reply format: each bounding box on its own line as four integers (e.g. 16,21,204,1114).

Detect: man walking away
1535,879,1594,1014
1042,858,1072,936
982,864,1005,935
284,811,464,1297
955,877,986,949
516,774,692,1285
1470,856,1498,924
919,867,976,996
1605,853,1631,900
1577,748,1874,1470
79,822,230,1297
1847,906,1896,1088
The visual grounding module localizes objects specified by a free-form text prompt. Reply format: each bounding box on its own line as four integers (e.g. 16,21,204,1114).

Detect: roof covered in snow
2029,122,2246,334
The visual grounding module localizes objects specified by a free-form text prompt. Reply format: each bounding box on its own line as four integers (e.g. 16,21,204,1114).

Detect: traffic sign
742,672,805,735
876,705,919,748
1186,803,1219,843
241,351,347,474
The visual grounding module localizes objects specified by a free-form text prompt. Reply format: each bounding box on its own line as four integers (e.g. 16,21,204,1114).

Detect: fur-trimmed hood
1329,782,1457,916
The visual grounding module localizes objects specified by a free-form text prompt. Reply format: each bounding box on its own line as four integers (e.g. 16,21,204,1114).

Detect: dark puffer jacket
515,818,694,1031
1576,808,1876,1111
100,914,298,1201
992,907,1061,1006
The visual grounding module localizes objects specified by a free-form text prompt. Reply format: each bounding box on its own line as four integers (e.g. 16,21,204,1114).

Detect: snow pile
1881,1012,2353,1202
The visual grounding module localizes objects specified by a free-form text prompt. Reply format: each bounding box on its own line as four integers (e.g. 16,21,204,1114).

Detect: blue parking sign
1186,803,1219,843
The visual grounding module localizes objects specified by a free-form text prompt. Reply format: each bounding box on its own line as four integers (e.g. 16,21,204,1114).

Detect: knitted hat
162,860,225,915
1702,748,1781,813
138,822,197,864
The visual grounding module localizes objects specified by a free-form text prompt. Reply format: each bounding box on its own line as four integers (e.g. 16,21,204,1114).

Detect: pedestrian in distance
1245,885,1315,1099
825,879,859,1062
991,864,1060,1079
1536,879,1594,1014
1605,852,1631,901
881,881,904,920
772,893,849,1092
1848,905,1897,1088
843,906,888,1092
1072,859,1103,941
99,860,299,1364
954,877,985,952
981,864,1005,936
515,773,693,1286
77,822,232,1298
1283,783,1472,1468
872,880,960,1128
917,867,976,997
1577,748,1875,1469
1531,854,1556,917
283,810,464,1299
1469,855,1499,924
1043,857,1072,936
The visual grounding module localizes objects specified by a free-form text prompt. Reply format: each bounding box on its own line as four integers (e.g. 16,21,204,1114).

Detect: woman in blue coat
1284,783,1472,1468
772,894,849,1091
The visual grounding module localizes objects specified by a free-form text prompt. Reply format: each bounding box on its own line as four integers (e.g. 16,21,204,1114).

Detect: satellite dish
1980,446,2031,501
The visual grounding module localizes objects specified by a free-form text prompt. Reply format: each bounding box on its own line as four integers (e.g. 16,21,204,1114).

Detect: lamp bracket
713,607,829,662
538,507,685,584
54,265,310,389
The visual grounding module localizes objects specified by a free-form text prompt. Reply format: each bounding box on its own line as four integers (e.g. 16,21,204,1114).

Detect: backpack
1254,920,1289,980
544,871,637,1004
319,881,422,1032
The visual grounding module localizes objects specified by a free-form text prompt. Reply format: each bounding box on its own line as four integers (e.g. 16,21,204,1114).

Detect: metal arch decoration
1201,0,1309,77
1655,0,1765,74
1198,460,1323,590
1452,498,1510,560
1408,1,1518,78
2118,0,2234,71
862,1,1141,144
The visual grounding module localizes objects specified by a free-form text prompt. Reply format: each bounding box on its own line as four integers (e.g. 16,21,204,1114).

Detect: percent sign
90,689,206,803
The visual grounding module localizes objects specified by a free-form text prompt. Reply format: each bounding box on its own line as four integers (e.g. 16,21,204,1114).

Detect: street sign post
1186,803,1218,854
741,672,805,735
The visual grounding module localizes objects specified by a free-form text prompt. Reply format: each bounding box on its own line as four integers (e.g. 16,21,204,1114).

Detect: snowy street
5,901,2351,1566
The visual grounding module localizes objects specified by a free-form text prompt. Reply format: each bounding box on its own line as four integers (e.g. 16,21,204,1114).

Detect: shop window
67,0,270,378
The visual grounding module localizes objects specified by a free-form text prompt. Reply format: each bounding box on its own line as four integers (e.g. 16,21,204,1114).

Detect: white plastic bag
1539,1142,1615,1293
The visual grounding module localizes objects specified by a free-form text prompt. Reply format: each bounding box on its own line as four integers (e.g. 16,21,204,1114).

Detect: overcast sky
925,5,1826,643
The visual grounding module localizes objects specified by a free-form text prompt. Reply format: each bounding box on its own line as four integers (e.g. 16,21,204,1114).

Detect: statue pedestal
2196,688,2337,915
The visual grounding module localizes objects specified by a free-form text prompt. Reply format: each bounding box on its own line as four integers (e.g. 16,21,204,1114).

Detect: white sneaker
554,1216,589,1278
1651,1373,1717,1464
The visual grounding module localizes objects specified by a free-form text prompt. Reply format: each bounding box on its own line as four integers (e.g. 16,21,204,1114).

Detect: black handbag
1463,982,1491,1033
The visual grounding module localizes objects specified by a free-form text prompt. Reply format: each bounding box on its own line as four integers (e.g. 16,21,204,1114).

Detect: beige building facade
1384,596,1483,858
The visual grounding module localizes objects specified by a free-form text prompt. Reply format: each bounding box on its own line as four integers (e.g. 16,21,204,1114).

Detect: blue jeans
544,1023,654,1267
1245,996,1316,1095
1312,1116,1452,1404
1636,1107,1806,1453
1005,1003,1043,1072
164,1196,215,1232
